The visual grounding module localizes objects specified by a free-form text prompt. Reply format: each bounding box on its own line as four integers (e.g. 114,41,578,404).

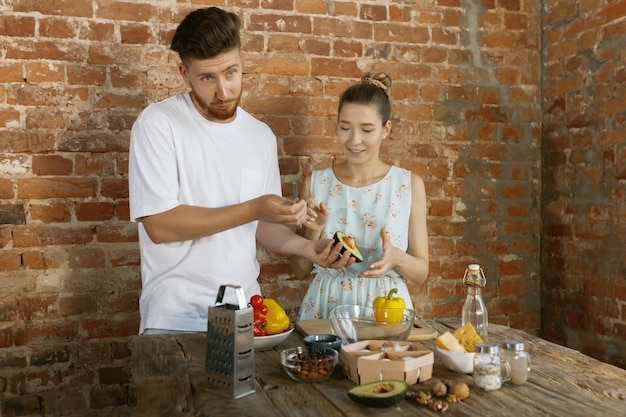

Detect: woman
292,71,429,319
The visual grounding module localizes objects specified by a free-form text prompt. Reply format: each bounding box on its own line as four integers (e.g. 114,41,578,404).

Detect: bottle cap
468,264,480,270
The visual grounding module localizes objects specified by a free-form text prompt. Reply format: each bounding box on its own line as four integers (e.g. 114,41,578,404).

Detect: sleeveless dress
298,166,415,320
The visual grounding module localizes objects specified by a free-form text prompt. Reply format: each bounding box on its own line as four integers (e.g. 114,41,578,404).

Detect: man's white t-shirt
129,93,281,333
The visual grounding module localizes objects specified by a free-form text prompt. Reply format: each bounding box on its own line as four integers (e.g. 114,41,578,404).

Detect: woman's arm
288,174,335,278
362,172,429,283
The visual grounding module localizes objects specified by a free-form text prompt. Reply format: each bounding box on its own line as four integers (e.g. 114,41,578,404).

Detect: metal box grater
205,284,255,399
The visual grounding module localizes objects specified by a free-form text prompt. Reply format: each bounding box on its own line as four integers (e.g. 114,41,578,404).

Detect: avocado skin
333,231,363,263
347,380,408,408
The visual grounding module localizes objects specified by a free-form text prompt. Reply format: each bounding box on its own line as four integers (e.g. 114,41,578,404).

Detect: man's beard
190,88,240,122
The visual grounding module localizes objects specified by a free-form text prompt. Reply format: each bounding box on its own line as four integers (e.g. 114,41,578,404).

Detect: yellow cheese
435,331,466,352
452,322,483,352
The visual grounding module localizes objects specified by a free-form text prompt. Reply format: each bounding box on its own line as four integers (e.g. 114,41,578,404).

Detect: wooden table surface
131,319,626,417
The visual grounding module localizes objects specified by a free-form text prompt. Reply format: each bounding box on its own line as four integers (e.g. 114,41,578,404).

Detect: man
129,7,352,334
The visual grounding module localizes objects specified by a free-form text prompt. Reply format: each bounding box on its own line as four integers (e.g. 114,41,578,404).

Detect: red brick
101,178,129,199
39,17,75,38
18,178,96,199
249,14,312,34
13,225,93,247
15,322,80,345
32,155,73,176
360,4,387,21
95,1,156,21
30,203,72,223
68,65,107,85
98,366,130,385
6,39,85,62
120,23,156,44
0,251,22,271
96,225,139,243
77,21,116,42
0,15,36,37
68,247,105,268
296,0,326,14
75,202,116,221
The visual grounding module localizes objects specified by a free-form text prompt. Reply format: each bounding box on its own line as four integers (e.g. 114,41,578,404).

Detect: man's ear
178,63,191,87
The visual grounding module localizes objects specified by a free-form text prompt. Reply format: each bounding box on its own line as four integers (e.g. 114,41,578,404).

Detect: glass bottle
461,263,488,341
501,339,531,385
473,342,511,391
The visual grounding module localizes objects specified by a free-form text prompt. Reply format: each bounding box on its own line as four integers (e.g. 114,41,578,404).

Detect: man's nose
215,79,229,100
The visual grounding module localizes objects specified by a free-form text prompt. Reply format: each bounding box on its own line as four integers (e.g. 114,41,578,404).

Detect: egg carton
340,340,434,385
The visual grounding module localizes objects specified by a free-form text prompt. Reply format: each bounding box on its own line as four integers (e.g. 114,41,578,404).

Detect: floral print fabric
299,166,415,319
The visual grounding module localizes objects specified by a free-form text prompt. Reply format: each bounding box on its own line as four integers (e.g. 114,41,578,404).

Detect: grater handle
215,285,248,310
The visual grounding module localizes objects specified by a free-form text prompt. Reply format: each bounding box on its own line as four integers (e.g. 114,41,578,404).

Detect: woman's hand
302,198,329,237
361,228,403,278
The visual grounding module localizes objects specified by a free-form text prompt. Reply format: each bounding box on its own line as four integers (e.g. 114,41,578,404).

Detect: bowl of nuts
280,346,338,382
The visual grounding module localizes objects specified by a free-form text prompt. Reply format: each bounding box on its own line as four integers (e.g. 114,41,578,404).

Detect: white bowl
254,326,294,351
436,346,475,374
329,304,416,344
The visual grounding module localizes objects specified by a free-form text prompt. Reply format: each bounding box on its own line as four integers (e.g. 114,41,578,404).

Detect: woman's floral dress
299,166,415,320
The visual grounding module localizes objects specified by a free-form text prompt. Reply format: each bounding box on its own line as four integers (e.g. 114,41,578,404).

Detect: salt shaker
501,339,531,385
473,342,511,391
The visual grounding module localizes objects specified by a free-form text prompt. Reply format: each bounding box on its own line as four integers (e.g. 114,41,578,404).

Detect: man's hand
308,239,356,269
253,195,308,226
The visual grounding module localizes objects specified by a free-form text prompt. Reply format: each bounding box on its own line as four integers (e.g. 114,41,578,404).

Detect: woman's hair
338,71,392,125
171,7,241,67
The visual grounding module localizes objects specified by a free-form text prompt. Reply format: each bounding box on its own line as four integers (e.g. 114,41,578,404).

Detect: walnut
446,394,460,403
431,380,448,397
409,390,432,406
433,400,449,413
449,382,470,400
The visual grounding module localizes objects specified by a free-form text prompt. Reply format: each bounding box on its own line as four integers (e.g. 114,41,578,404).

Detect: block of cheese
435,331,465,353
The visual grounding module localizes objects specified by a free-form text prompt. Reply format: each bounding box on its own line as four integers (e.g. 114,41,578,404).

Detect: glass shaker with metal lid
473,342,511,391
501,339,531,385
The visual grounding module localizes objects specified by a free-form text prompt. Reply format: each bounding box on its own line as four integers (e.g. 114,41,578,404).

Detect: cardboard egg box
340,340,434,385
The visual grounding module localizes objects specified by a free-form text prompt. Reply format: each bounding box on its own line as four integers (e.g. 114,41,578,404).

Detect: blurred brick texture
0,0,623,415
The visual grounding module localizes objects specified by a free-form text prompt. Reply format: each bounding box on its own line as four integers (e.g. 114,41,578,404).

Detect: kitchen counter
130,319,626,416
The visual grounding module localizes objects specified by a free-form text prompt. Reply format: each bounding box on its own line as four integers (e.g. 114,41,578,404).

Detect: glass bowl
280,346,338,382
329,304,416,344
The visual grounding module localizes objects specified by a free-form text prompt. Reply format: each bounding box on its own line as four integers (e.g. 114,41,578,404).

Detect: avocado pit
333,231,363,263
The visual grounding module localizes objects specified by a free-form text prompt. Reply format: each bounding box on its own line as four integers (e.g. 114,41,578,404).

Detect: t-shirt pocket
240,168,265,202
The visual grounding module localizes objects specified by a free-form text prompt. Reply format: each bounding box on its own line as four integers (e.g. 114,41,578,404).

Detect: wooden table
131,319,626,416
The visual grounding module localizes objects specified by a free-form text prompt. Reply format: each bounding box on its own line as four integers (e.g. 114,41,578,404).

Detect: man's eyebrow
197,64,240,78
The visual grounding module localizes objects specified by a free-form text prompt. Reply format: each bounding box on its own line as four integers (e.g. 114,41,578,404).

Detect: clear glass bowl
329,304,416,344
280,346,338,382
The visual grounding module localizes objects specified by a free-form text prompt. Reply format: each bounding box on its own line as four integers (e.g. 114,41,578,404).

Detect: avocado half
347,380,408,408
333,231,363,263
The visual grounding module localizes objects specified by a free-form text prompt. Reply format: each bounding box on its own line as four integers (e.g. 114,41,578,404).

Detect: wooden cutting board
295,319,439,341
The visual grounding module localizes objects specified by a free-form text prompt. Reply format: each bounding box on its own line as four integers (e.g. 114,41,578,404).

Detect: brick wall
0,0,619,415
541,1,626,368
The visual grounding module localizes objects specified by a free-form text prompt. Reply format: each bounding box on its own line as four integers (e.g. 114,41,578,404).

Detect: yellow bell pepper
373,288,406,323
262,298,291,335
